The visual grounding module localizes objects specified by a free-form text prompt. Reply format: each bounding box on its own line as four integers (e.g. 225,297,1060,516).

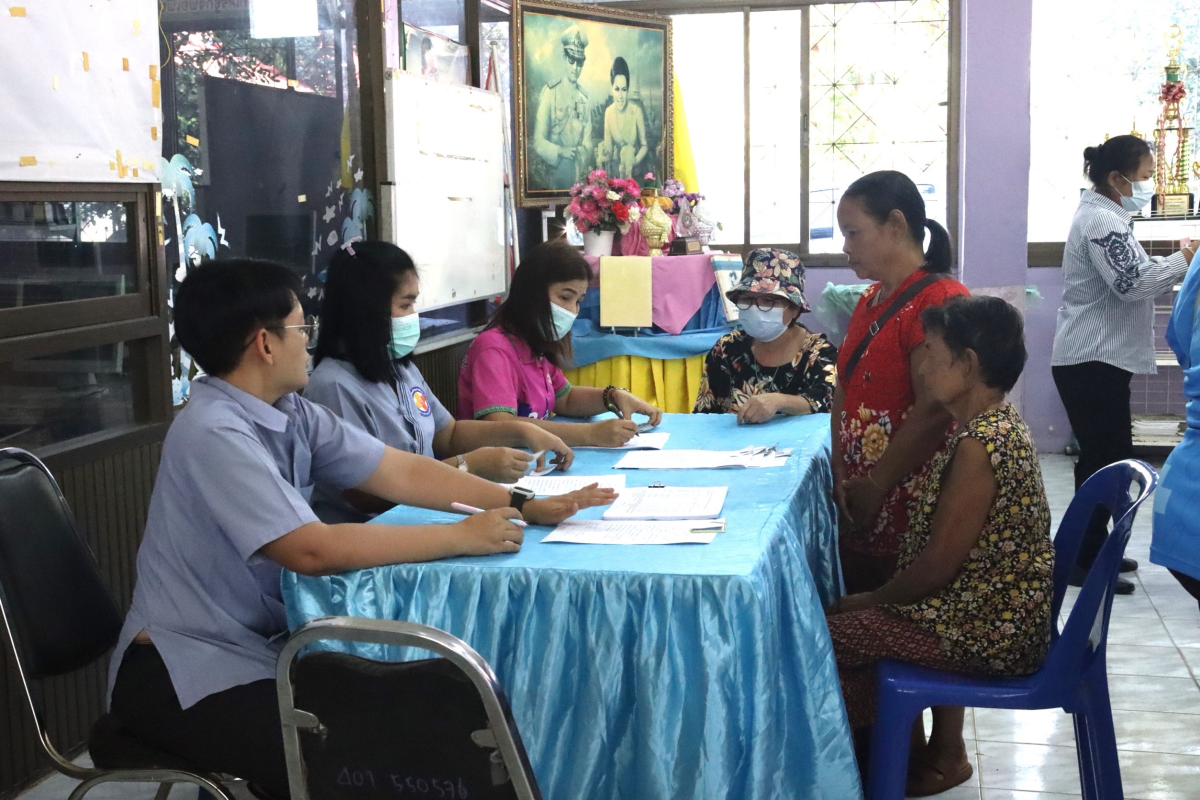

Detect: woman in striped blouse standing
1052,135,1195,594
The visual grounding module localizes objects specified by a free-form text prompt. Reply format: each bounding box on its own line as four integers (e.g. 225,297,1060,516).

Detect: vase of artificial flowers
566,170,641,257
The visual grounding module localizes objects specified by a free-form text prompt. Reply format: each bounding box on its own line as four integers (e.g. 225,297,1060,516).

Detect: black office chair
0,447,234,800
277,617,542,800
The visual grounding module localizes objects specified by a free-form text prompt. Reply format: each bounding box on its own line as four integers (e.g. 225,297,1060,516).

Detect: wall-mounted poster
514,0,671,206
403,23,470,86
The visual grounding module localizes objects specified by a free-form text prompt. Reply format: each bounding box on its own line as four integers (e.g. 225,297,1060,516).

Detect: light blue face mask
1120,175,1156,213
389,313,421,358
550,302,577,341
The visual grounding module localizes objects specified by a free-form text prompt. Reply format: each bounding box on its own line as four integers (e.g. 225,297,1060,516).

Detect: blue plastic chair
866,459,1158,800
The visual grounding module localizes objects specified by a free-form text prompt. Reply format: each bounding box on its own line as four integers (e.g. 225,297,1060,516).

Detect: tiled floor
16,456,1200,799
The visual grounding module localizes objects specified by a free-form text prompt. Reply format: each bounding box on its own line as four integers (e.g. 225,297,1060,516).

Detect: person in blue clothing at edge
304,240,577,524
92,259,615,800
1151,249,1200,611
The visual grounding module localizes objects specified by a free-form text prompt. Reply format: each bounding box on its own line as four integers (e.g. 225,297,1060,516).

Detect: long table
282,413,862,800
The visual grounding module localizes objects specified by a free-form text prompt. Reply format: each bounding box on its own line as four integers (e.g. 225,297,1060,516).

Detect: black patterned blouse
693,328,839,414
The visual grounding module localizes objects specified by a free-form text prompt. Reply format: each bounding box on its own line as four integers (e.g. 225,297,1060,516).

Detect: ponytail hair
842,170,953,273
1083,135,1152,188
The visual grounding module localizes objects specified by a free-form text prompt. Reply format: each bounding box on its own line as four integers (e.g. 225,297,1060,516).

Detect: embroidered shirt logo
1089,230,1141,294
411,387,432,416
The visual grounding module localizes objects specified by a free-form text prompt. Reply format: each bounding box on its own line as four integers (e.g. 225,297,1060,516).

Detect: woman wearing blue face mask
1052,135,1196,594
305,241,574,523
694,248,838,423
458,240,662,447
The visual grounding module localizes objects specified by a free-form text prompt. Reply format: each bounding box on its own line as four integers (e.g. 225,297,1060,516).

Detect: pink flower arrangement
566,170,642,234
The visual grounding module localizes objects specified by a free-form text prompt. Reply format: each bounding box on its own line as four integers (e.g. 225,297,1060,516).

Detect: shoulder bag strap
840,273,946,386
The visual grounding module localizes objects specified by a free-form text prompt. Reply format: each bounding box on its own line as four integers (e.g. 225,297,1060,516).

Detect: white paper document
613,447,792,470
576,432,670,450
503,475,627,496
542,519,726,545
602,486,727,520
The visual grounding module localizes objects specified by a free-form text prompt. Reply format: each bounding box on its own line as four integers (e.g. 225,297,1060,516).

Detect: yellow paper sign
52,75,58,89
297,195,307,203
151,79,160,108
150,126,158,141
287,79,298,88
82,52,89,71
599,256,654,328
149,64,157,80
133,19,140,35
110,161,116,170
132,168,139,177
122,58,130,71
18,156,37,167
9,7,26,17
186,135,200,147
143,159,154,170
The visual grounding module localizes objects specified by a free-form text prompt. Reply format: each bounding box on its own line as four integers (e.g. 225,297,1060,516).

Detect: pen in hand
451,502,528,528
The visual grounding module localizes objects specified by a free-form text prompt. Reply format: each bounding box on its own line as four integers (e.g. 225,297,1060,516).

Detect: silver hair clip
341,237,362,256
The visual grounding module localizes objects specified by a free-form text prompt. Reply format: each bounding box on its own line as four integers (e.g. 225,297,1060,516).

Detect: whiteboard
383,71,507,312
0,0,160,183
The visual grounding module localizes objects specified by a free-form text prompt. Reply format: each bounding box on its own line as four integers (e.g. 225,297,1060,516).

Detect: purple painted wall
958,0,1032,290
1025,268,1072,451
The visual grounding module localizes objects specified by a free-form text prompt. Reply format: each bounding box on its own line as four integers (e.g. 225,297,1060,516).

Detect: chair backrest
277,617,542,800
1045,459,1157,677
0,448,124,680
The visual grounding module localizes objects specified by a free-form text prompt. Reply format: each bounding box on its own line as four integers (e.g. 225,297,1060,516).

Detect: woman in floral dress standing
832,171,969,593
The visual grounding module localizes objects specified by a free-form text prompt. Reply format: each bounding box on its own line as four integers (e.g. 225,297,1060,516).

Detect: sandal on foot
905,753,973,797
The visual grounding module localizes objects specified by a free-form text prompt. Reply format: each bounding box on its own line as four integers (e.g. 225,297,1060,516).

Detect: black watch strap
509,486,534,511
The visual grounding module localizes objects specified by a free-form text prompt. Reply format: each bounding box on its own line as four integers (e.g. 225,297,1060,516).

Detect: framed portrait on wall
513,0,672,206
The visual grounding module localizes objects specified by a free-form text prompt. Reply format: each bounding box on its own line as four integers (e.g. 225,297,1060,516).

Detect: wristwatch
455,455,469,473
508,486,534,512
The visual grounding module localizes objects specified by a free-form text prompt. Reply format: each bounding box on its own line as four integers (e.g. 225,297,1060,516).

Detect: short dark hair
486,239,592,369
175,259,302,377
921,295,1027,392
611,57,630,87
1083,135,1152,188
841,170,953,274
313,240,418,384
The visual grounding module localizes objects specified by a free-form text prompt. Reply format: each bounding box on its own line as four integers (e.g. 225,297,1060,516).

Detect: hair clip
341,237,362,256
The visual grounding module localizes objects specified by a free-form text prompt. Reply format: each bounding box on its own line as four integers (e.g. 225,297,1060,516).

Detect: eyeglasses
734,295,789,312
270,315,320,344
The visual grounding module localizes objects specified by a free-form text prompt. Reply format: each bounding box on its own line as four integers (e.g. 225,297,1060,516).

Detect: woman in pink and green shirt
458,240,662,447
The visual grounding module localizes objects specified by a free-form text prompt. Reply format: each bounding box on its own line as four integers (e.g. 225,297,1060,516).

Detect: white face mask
1120,175,1156,213
550,302,577,341
739,305,789,342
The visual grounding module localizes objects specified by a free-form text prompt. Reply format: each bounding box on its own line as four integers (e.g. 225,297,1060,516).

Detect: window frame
604,0,962,267
0,181,173,459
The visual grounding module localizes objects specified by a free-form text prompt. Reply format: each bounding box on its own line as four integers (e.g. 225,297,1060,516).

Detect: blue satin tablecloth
282,413,861,800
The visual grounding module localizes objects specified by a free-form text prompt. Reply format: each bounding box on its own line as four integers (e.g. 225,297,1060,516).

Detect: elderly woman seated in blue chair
694,248,838,423
826,296,1055,796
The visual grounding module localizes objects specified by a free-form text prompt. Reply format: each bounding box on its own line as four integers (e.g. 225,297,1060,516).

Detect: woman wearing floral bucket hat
694,248,838,423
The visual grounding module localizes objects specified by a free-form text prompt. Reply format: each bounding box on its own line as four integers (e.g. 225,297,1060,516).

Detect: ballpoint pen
450,503,528,528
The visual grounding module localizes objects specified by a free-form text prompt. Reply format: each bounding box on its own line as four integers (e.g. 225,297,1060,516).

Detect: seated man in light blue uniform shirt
97,260,615,799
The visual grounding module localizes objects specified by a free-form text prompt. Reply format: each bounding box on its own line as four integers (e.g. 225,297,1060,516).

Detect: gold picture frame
513,0,672,207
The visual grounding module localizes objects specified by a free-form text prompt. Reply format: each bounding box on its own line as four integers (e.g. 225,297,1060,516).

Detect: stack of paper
601,486,727,520
542,519,726,545
576,432,670,451
613,447,792,470
503,475,626,496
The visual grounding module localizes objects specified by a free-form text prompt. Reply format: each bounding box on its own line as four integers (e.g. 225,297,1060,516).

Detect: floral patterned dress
888,404,1055,674
694,329,838,414
837,271,969,572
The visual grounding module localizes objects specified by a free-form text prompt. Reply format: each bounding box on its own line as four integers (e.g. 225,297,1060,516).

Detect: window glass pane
750,10,802,245
673,13,745,245
481,1,512,100
401,0,467,45
808,1,949,254
0,339,146,450
1029,1,1193,242
0,202,137,309
164,0,363,308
